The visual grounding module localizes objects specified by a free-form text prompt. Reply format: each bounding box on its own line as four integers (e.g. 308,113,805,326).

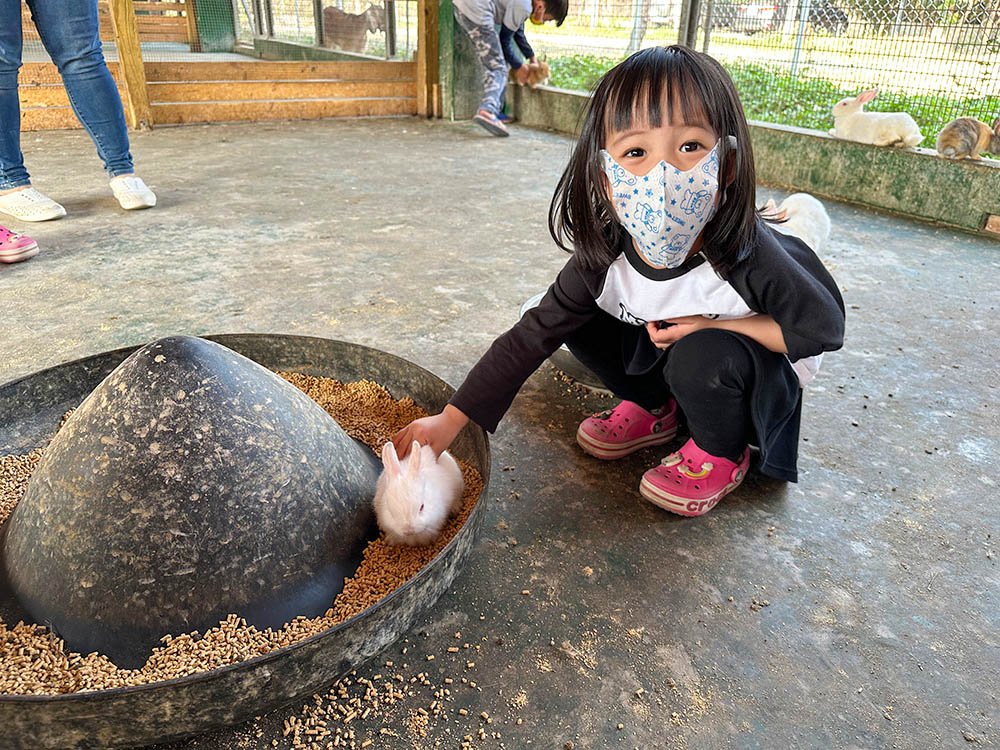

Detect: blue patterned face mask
600,140,723,269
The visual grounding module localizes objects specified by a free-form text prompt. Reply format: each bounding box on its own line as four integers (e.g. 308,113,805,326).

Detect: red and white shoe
639,438,749,517
0,225,39,264
576,399,678,460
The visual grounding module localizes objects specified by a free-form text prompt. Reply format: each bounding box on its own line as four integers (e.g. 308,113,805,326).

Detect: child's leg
452,10,508,117
664,328,755,461
639,328,757,516
566,313,678,459
564,313,671,411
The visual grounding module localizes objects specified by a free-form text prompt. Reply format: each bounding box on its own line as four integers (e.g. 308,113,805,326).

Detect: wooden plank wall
18,0,425,130
20,0,189,45
20,61,418,129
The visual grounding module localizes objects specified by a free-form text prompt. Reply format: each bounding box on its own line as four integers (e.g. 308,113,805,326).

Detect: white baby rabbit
763,193,831,254
374,440,464,546
829,89,923,148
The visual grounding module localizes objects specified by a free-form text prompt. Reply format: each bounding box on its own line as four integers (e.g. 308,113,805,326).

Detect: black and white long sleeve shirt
451,221,845,433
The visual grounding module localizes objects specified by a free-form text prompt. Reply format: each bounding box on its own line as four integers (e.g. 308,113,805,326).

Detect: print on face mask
600,140,723,269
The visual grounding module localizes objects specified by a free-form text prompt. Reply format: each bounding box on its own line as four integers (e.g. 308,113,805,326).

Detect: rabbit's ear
382,441,401,475
857,89,879,104
407,440,423,477
992,117,1000,134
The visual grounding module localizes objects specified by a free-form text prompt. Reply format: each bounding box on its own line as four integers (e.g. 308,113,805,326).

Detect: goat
322,5,385,53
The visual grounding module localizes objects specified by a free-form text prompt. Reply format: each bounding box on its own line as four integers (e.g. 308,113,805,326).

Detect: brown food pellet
0,375,483,696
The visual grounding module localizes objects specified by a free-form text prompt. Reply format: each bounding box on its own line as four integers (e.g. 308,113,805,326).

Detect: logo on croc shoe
686,496,721,514
678,461,713,479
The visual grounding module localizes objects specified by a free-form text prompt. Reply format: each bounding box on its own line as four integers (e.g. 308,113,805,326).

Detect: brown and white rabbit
374,440,463,546
829,89,923,148
936,117,1000,159
509,58,550,88
526,59,550,88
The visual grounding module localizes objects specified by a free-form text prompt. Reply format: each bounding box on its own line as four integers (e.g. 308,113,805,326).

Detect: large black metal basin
0,334,490,750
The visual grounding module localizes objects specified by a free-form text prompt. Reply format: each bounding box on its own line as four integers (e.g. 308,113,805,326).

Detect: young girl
392,45,845,517
0,223,37,264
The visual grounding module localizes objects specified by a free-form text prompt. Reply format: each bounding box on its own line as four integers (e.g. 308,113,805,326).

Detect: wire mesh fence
528,0,1000,148
243,0,419,58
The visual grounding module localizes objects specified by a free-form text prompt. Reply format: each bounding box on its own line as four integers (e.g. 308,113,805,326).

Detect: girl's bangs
601,50,711,141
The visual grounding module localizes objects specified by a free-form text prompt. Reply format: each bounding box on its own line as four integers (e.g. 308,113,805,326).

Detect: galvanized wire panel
535,0,999,149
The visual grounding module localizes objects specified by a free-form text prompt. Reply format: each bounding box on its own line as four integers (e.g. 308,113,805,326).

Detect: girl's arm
392,404,469,458
646,314,788,353
391,255,604,459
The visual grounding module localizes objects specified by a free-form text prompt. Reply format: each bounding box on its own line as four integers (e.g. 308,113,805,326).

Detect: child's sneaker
576,399,678,460
110,175,156,210
0,188,66,222
0,225,39,264
639,438,749,517
473,109,510,137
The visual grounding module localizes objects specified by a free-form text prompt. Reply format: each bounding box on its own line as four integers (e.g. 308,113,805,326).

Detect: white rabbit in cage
829,89,923,148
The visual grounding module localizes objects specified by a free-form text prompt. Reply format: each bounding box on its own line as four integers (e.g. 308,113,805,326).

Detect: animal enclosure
523,0,999,149
17,0,438,131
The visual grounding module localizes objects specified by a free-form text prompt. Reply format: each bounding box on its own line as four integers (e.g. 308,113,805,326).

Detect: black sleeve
730,223,845,362
449,255,602,432
498,26,523,69
513,25,535,59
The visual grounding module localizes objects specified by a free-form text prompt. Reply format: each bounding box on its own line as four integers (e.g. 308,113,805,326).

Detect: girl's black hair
548,45,759,278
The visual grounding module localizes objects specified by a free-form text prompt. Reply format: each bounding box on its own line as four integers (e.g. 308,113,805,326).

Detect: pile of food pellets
0,375,483,697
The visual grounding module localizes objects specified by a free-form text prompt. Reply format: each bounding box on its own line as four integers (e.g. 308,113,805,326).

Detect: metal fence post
386,0,398,57
313,0,325,45
789,0,811,78
677,0,702,48
702,0,712,52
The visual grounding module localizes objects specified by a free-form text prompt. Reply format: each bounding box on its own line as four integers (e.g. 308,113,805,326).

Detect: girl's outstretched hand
646,316,712,349
391,404,470,459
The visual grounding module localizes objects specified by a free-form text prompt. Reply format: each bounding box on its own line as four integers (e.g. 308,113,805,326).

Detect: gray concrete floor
1,117,998,749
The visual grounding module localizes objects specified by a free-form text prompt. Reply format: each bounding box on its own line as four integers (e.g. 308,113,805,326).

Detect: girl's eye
624,147,645,158
680,142,703,153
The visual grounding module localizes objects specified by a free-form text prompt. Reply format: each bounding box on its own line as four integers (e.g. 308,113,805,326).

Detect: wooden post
185,0,202,51
108,0,154,129
416,0,439,116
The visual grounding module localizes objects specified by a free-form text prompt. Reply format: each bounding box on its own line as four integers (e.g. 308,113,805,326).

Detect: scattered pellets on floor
0,375,482,696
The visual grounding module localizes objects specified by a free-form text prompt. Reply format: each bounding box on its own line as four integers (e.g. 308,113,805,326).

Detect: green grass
547,54,1000,149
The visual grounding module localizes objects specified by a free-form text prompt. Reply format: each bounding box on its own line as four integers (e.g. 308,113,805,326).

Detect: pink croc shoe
639,438,749,516
0,225,39,264
576,399,678,460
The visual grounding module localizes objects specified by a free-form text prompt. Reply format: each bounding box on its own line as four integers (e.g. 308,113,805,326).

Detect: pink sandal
0,225,39,264
639,438,749,516
576,399,678,460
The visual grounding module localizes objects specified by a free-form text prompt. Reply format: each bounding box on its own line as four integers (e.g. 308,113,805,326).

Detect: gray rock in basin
1,336,379,669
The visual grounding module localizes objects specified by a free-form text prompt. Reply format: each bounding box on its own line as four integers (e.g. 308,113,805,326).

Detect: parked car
705,1,779,35
771,0,850,34
808,0,849,34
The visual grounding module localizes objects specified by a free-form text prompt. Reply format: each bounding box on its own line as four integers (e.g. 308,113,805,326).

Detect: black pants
564,313,759,461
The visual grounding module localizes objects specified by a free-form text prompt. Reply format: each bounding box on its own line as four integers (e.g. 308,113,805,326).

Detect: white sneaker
110,175,156,210
0,188,67,222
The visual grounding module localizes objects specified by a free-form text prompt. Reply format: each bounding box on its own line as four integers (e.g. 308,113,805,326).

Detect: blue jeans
0,0,134,189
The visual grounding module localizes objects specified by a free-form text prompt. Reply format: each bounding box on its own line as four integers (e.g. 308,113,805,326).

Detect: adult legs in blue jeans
0,0,154,218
